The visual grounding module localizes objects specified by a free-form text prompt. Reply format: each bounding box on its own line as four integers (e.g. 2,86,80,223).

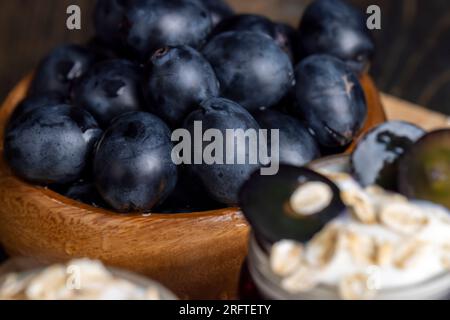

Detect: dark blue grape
293,54,367,147
298,0,375,74
352,121,426,190
5,105,102,185
183,97,261,205
93,112,177,213
30,44,96,97
253,109,320,167
145,46,219,128
73,59,144,127
122,0,212,61
203,31,294,111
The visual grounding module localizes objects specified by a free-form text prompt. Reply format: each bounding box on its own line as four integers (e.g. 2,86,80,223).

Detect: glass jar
241,233,450,300
239,155,450,300
0,258,178,300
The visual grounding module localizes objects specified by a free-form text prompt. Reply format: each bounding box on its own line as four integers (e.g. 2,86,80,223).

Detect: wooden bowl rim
0,73,383,221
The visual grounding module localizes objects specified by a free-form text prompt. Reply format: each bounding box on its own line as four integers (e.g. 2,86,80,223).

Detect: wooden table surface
382,94,449,131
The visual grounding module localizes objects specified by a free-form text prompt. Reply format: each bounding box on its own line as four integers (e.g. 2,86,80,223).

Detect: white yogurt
270,173,450,299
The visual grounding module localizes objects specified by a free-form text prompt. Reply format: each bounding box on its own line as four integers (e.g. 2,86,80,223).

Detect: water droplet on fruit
64,241,77,255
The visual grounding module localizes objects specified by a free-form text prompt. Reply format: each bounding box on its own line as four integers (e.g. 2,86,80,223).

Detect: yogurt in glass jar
242,164,450,300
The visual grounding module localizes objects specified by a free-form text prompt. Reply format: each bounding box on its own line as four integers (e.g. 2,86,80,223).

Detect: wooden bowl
0,73,385,300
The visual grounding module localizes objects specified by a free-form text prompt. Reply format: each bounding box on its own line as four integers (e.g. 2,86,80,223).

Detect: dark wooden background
0,0,449,115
